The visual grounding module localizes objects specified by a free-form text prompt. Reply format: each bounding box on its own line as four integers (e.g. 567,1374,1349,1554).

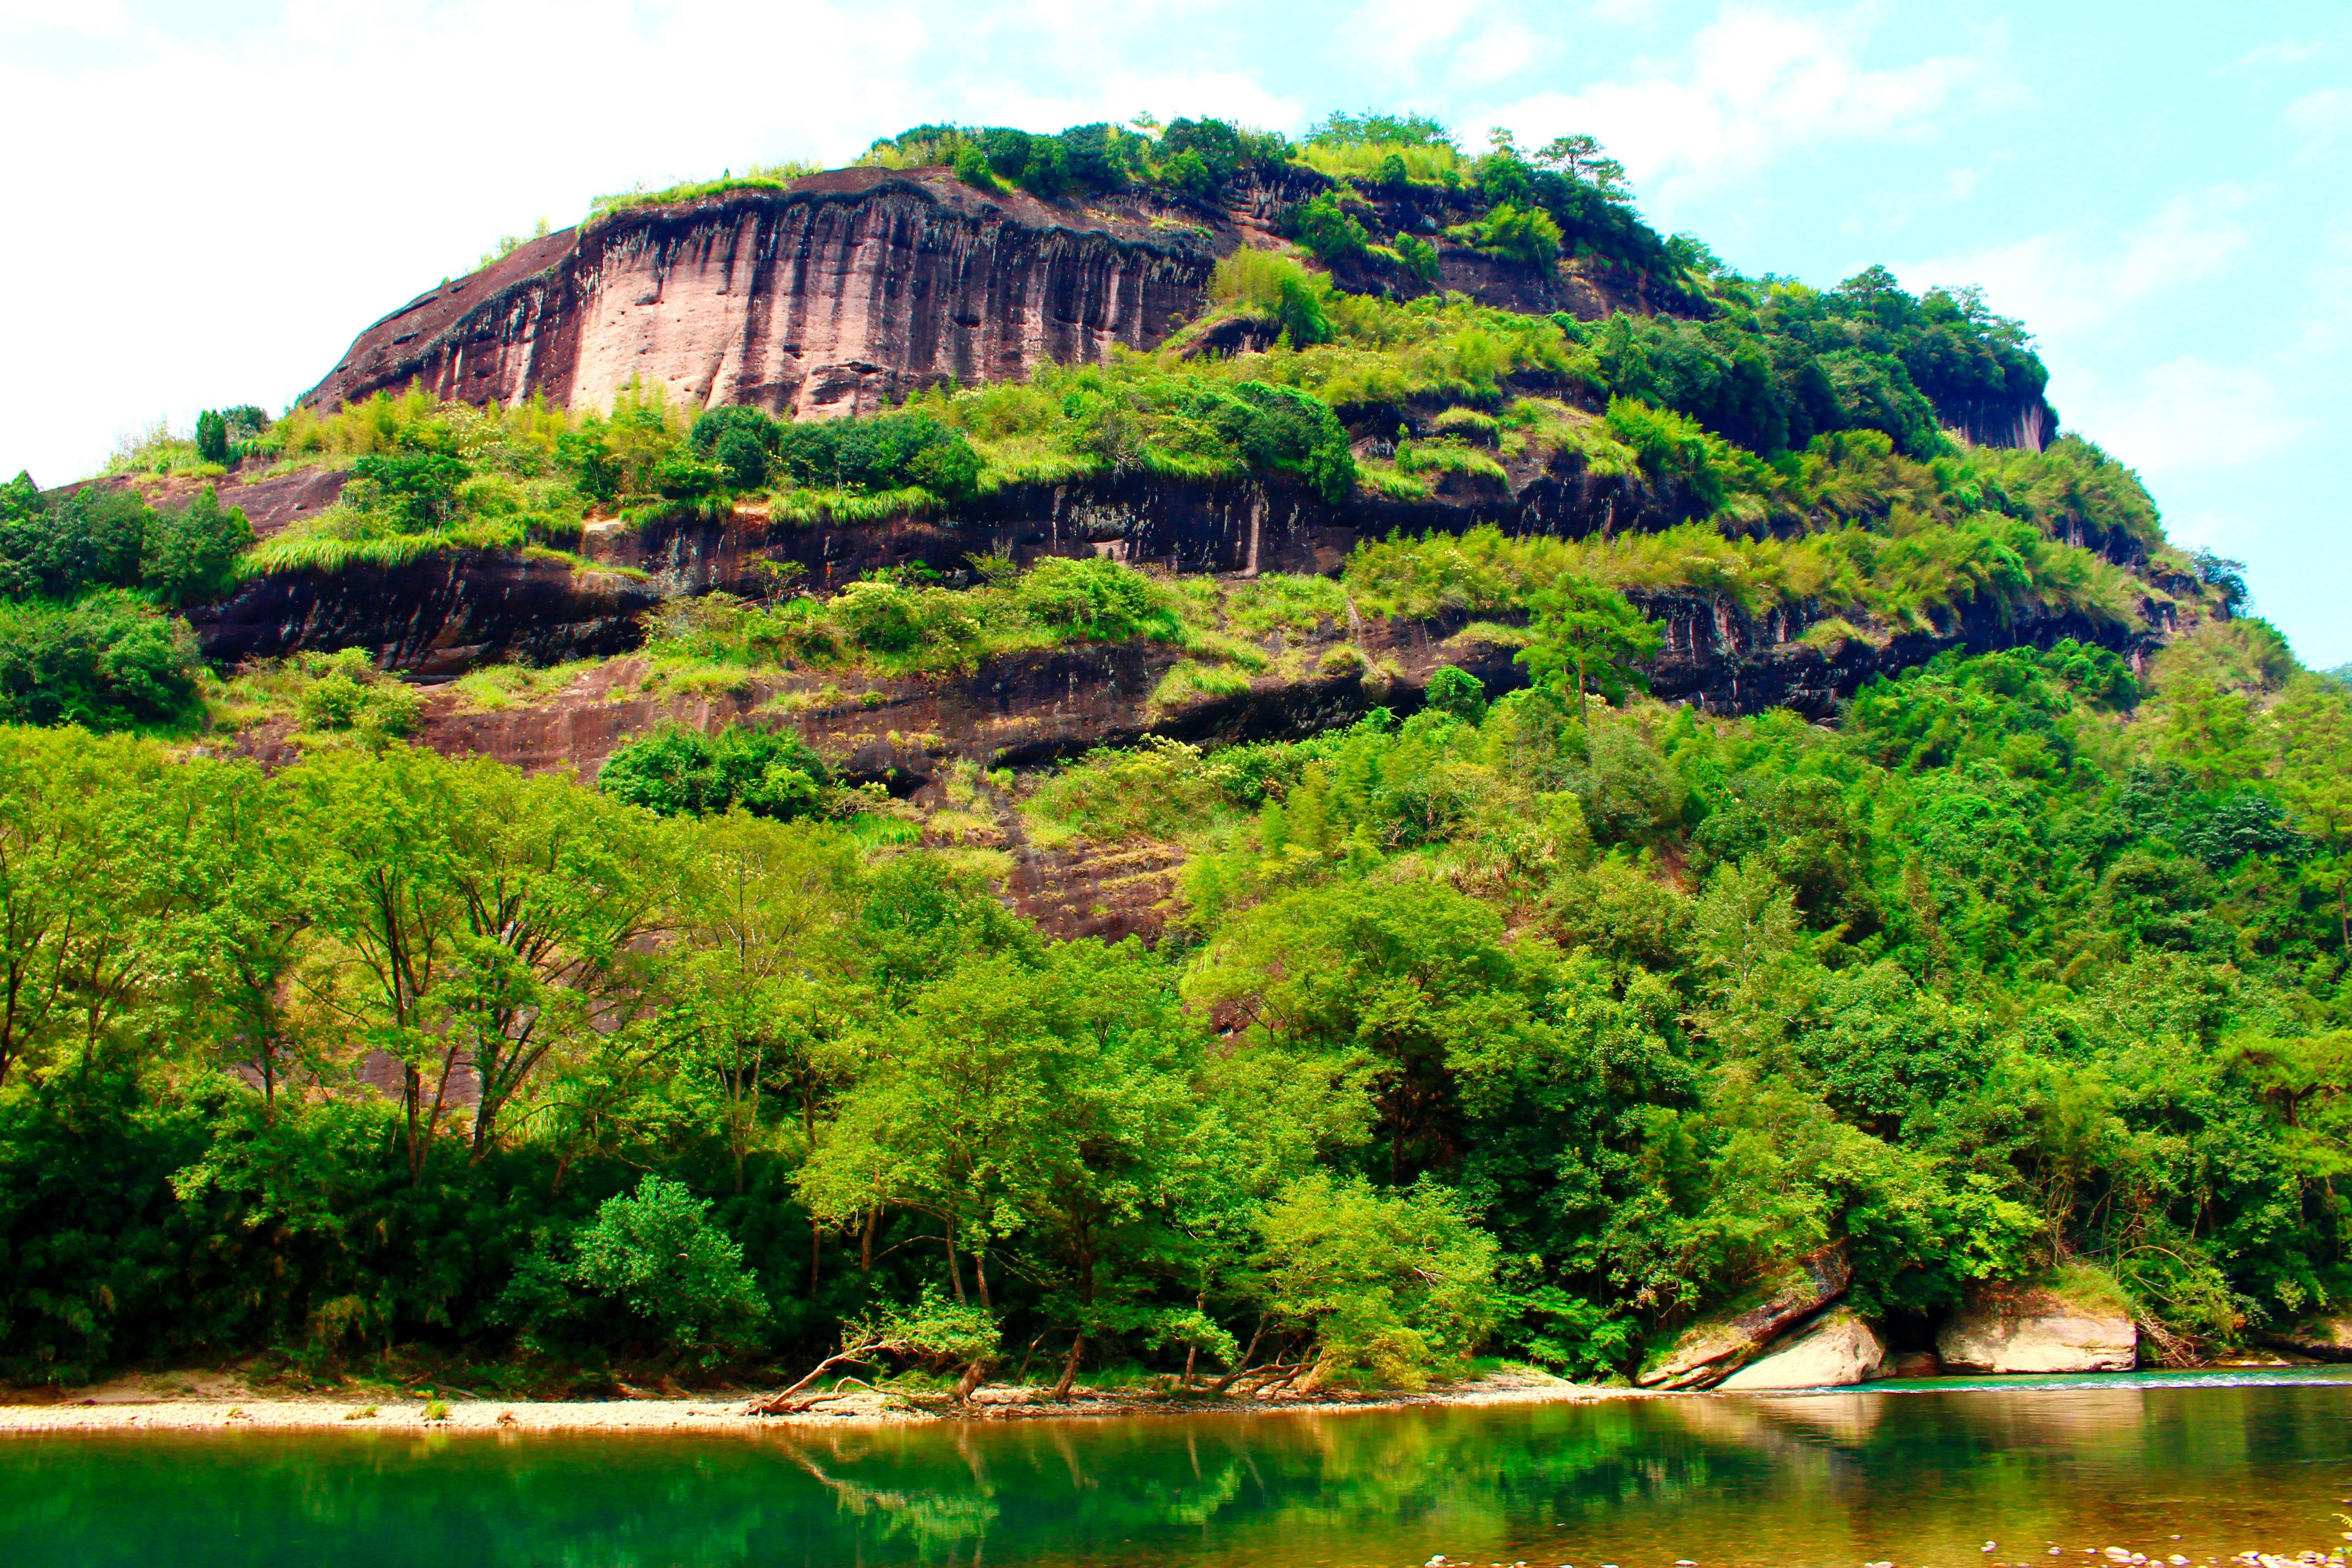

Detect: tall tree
2275,682,2352,956
1514,575,1663,729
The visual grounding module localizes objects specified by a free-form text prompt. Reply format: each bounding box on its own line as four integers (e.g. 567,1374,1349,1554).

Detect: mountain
6,116,2331,1399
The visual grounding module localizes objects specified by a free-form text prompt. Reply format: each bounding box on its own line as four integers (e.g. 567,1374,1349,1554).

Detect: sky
2,0,2346,663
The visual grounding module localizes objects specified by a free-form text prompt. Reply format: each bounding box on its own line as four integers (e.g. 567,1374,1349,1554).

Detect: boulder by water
1936,1270,2137,1374
1636,1246,1852,1390
2254,1314,2352,1363
1884,1349,1941,1378
1717,1308,1886,1391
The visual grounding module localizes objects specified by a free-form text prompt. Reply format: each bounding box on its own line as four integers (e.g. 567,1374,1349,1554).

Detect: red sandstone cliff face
303,168,1224,421
299,163,1687,422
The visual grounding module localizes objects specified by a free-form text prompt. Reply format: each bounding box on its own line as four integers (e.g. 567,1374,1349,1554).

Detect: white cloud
2286,88,2352,157
2234,40,2323,69
1482,5,2016,199
2069,357,2313,481
1894,186,2252,337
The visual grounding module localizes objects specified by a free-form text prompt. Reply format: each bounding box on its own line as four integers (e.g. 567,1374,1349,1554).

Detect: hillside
1,113,2344,1401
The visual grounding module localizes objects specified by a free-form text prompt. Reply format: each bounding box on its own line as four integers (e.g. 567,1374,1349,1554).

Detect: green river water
7,1371,2352,1568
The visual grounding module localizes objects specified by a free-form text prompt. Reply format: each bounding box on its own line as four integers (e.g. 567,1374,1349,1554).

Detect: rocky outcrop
303,169,1222,422
191,441,2166,717
1936,1286,2137,1374
66,467,351,536
1717,1308,1886,1391
1637,1246,1852,1390
187,549,662,679
2253,1316,2352,1363
301,162,1697,426
1883,1349,1941,1379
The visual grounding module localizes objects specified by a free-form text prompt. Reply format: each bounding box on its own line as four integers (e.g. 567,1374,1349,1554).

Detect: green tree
799,941,1215,1395
0,730,170,1089
140,486,254,606
1514,575,1664,728
194,410,230,465
1256,1172,1499,1387
1287,194,1369,263
565,1175,767,1362
2274,683,2352,955
0,594,201,732
598,724,827,819
665,812,858,1196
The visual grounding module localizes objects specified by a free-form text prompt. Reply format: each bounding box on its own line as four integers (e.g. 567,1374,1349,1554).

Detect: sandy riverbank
0,1369,1652,1435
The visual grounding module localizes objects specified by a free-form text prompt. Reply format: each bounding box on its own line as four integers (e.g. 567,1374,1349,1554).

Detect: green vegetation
598,724,829,819
638,553,1188,681
0,471,252,732
0,106,2321,1399
3,608,2347,1389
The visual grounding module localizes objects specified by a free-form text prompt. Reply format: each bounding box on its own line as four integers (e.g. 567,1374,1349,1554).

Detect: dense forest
1,111,2345,1400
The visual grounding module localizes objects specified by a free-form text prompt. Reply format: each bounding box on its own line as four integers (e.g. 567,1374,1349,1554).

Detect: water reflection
7,1375,2352,1568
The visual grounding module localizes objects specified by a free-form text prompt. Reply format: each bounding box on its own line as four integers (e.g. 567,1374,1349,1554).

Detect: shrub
1209,248,1333,347
1393,231,1440,283
1424,665,1487,721
0,592,201,731
565,1176,767,1361
0,481,146,599
1216,382,1356,503
1450,202,1562,271
1161,150,1215,196
1286,193,1370,264
141,487,255,607
348,452,466,530
1012,555,1177,641
689,406,782,490
598,723,828,818
195,410,230,466
952,143,995,190
293,649,422,742
1017,137,1068,199
1158,117,1244,190
1257,1172,1500,1387
773,412,982,501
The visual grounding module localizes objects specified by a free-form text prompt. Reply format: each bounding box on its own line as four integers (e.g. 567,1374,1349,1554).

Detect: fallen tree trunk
745,1353,876,1416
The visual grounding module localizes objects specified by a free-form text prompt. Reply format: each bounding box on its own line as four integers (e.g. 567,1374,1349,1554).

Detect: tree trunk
944,1230,966,1306
1208,1319,1265,1394
1051,1335,1086,1401
974,1250,992,1313
745,1346,877,1415
860,1208,878,1274
808,1214,823,1300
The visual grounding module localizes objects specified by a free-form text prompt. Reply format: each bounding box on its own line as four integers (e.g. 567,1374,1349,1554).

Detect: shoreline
0,1372,1644,1436
4,1362,2347,1437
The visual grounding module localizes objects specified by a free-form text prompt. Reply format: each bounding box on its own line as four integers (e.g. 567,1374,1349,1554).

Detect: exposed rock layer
303,170,1223,421
1936,1288,2137,1374
1717,1308,1887,1391
1637,1246,1852,1390
190,456,2172,720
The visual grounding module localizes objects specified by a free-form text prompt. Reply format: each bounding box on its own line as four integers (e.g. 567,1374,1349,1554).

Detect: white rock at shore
1938,1291,2136,1374
1718,1308,1886,1391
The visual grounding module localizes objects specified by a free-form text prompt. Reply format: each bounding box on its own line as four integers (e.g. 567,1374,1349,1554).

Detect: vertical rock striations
301,168,1221,421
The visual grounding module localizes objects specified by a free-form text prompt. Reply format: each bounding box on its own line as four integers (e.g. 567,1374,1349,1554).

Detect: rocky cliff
298,163,1707,423
303,168,1225,421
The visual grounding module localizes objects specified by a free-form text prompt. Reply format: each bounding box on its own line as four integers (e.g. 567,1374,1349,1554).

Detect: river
6,1371,2351,1568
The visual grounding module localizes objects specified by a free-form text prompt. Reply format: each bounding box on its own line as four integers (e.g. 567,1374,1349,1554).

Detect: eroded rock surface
1936,1289,2137,1374
1637,1246,1852,1390
303,169,1221,422
1717,1308,1886,1391
2257,1315,2352,1363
